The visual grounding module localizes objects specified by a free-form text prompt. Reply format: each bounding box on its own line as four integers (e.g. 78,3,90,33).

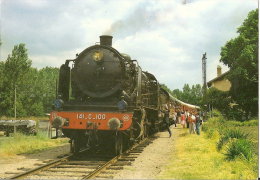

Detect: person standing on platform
164,106,172,137
181,112,186,128
195,111,201,135
188,114,193,134
191,113,196,134
186,110,190,128
177,110,181,124
172,111,177,127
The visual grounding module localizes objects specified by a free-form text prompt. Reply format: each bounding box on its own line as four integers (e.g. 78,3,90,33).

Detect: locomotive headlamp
107,117,120,130
92,51,103,62
52,116,65,128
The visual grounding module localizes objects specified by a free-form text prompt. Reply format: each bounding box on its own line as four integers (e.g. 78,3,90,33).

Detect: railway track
9,137,155,179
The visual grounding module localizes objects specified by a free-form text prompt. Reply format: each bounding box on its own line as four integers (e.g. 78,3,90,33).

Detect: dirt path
114,125,181,179
0,143,70,179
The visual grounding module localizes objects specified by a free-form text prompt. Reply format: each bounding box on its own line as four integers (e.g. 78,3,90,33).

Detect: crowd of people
163,105,203,137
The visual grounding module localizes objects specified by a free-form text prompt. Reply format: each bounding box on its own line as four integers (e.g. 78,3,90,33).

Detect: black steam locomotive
50,35,172,154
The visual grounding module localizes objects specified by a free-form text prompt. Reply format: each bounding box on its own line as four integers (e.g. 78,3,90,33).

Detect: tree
1,44,31,117
204,88,230,116
4,44,32,86
172,84,203,106
160,83,172,93
172,88,182,98
220,9,258,117
0,44,59,117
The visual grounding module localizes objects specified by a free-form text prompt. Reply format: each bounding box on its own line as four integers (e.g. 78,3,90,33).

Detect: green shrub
206,129,215,138
212,109,223,117
226,121,243,127
217,129,249,150
243,120,258,126
225,129,249,139
202,123,209,132
225,120,258,127
217,136,229,151
225,139,253,161
203,114,227,138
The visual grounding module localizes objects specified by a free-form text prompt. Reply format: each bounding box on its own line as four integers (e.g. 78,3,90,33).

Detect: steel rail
82,137,148,179
9,154,72,179
9,138,148,179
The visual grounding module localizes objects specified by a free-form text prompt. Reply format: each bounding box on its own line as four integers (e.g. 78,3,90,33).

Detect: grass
0,116,49,121
158,127,257,179
0,131,68,156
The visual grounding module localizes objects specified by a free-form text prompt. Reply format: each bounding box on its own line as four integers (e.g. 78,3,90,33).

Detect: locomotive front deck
50,111,133,131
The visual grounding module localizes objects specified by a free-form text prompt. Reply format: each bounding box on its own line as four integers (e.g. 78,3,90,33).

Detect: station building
207,66,231,92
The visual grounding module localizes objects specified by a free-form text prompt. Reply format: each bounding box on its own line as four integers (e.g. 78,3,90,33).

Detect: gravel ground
0,143,70,179
113,125,178,179
0,125,179,179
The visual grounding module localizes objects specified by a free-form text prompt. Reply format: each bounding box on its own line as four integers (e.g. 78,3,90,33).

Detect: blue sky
0,0,257,89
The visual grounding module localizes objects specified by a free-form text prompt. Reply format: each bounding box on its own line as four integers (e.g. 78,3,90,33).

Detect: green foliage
161,83,203,106
226,119,258,127
203,88,232,116
202,112,225,138
0,44,59,117
217,129,249,151
225,139,253,161
4,44,32,85
0,44,31,117
203,113,257,164
204,87,249,121
172,83,203,106
220,9,258,117
160,83,172,94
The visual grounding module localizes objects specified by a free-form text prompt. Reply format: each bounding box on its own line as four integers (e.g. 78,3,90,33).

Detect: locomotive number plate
76,113,106,120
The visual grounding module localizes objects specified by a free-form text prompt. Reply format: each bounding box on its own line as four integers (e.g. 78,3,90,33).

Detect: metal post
14,85,16,119
56,79,58,99
14,125,17,134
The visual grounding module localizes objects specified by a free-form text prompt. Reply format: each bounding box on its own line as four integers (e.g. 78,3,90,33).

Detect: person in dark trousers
177,110,181,124
172,112,177,127
185,111,189,128
164,108,172,137
195,111,201,135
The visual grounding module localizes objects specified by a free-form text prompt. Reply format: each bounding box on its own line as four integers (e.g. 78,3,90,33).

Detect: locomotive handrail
63,104,137,109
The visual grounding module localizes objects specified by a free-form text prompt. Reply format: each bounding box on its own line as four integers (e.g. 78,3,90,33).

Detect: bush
217,129,249,150
203,115,226,135
225,139,253,161
206,129,215,138
217,136,229,151
212,109,223,117
243,119,258,126
226,119,258,127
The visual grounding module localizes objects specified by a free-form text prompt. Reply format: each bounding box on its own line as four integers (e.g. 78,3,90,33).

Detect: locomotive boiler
50,35,164,154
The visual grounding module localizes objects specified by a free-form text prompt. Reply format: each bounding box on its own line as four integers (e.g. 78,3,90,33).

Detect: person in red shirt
181,112,186,128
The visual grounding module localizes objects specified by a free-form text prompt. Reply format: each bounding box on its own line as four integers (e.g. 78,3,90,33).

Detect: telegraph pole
202,52,209,118
202,52,207,96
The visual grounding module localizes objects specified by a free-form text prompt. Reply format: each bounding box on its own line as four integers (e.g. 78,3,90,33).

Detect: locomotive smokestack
100,35,113,46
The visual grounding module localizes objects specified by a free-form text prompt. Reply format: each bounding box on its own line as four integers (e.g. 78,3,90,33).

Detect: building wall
211,79,231,91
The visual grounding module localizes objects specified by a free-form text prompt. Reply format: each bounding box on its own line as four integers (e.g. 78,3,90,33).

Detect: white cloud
0,0,257,90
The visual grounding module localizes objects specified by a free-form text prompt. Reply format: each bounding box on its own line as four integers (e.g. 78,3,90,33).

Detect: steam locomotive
50,35,199,154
